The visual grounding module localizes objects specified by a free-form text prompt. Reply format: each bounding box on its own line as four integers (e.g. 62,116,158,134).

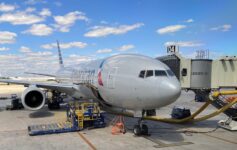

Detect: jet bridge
157,49,237,96
157,52,237,90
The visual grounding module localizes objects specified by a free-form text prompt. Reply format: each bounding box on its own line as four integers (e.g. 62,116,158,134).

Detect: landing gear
133,119,148,136
141,124,148,135
47,91,63,110
48,101,60,110
133,125,141,135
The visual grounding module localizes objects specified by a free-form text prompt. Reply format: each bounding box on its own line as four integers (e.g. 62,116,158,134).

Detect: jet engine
21,86,46,110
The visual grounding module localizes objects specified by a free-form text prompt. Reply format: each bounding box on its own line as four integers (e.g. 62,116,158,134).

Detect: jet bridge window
155,70,167,77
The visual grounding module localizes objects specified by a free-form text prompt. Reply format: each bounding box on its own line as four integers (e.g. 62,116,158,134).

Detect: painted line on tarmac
202,133,237,145
77,132,97,150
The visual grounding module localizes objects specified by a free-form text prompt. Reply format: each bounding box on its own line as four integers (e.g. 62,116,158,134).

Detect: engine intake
21,87,45,110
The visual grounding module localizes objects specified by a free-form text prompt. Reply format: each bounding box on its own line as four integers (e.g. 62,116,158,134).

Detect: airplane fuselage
55,54,181,111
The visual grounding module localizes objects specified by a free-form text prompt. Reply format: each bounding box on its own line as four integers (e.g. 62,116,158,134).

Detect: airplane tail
57,40,64,68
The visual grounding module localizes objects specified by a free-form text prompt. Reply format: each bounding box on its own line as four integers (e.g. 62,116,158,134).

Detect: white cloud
117,44,135,51
0,53,95,77
41,44,53,50
164,41,204,47
26,51,53,57
25,0,47,5
0,3,16,12
67,55,93,64
25,7,36,13
0,31,17,44
19,46,31,53
0,54,19,61
53,11,89,32
184,19,194,23
0,11,45,25
23,24,53,36
41,41,88,49
0,52,95,77
39,8,51,17
0,53,59,77
157,25,186,34
0,47,10,51
84,23,144,37
96,48,112,54
210,24,232,32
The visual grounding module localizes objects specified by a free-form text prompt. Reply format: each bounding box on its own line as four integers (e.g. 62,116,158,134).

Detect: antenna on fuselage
57,40,64,68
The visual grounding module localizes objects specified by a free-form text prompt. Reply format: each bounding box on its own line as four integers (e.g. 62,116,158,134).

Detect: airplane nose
161,79,181,101
168,80,181,98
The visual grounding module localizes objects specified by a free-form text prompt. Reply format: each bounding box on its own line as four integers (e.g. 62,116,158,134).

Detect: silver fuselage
54,54,181,111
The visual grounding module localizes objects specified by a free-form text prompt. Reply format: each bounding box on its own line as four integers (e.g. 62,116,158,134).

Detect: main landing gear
47,91,63,110
133,118,148,136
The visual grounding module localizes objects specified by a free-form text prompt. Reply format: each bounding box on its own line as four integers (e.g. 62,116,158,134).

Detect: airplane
0,41,181,135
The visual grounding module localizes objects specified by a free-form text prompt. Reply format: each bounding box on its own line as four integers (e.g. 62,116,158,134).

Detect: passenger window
146,70,154,77
139,70,146,78
167,70,175,76
155,70,167,76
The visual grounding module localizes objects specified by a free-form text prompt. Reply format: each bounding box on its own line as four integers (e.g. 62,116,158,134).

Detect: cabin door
107,67,117,89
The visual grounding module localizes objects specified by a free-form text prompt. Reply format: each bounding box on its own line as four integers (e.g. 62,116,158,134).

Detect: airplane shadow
29,108,54,118
173,120,220,129
103,113,222,144
143,119,222,143
103,113,185,143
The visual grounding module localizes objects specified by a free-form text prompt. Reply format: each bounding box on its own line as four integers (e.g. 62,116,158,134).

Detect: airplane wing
24,72,56,77
0,79,75,91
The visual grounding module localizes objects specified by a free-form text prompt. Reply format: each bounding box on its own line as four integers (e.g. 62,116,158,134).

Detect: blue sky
0,0,237,76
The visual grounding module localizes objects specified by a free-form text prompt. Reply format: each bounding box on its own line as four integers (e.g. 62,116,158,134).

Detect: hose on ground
143,91,237,123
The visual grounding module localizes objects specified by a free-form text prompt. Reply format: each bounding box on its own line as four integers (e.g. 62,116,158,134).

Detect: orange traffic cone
111,115,126,135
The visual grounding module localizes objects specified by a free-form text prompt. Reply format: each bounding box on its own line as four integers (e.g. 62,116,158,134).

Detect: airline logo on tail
98,60,105,86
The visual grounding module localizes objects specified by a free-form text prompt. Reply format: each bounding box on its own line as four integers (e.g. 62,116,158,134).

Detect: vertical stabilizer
57,40,64,68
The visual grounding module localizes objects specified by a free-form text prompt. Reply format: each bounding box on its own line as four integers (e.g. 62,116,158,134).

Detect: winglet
57,40,64,68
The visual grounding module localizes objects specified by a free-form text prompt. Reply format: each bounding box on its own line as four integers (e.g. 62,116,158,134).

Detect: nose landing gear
133,118,148,136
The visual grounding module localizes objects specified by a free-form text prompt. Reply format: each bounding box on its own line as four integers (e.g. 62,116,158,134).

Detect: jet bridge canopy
157,55,180,80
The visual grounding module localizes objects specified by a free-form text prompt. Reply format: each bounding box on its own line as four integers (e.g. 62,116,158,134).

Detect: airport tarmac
0,85,236,150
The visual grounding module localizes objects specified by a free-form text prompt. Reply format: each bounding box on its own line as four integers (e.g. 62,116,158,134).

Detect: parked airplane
0,41,181,135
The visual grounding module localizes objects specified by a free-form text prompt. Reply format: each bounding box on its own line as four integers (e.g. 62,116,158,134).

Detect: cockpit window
155,70,167,76
146,70,154,77
167,70,175,76
139,70,146,78
139,70,172,78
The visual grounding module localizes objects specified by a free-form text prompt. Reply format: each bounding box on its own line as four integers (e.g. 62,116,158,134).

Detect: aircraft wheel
141,124,148,135
133,125,141,136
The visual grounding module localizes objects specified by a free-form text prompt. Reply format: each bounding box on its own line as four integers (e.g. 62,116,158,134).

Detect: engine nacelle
21,86,46,110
